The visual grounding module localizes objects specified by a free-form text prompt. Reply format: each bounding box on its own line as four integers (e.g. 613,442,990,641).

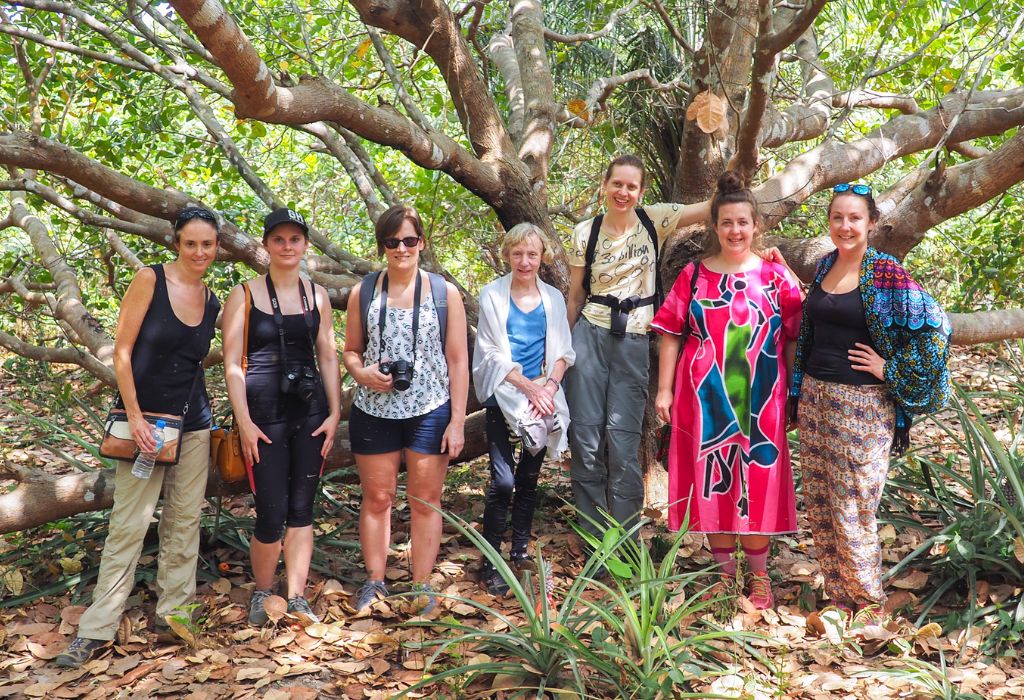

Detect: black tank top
115,265,220,431
244,279,327,423
804,286,883,386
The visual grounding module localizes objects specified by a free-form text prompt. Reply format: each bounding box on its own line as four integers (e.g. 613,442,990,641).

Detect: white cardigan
473,274,575,457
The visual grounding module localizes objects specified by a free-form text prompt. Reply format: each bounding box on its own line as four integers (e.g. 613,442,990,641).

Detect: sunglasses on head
833,183,872,196
383,236,421,249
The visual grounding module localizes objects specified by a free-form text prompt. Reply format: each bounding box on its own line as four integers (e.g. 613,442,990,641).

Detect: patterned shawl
790,247,952,453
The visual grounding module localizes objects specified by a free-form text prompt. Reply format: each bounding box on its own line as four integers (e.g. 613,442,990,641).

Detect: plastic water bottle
132,420,166,479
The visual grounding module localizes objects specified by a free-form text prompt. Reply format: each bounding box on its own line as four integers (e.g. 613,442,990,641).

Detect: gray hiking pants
565,317,650,541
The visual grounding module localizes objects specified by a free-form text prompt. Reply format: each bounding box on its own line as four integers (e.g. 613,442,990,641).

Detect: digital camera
379,359,413,391
281,365,319,401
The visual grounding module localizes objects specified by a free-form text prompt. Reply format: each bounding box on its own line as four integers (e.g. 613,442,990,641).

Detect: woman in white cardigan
473,223,575,596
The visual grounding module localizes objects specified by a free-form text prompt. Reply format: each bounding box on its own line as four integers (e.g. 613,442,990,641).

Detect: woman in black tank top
57,208,221,668
222,208,342,627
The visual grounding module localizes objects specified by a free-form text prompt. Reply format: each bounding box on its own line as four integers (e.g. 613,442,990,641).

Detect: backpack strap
634,207,662,303
582,214,603,300
360,270,448,350
428,272,448,348
359,271,382,344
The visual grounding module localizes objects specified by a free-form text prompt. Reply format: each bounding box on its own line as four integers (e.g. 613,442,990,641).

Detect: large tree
1,0,1022,531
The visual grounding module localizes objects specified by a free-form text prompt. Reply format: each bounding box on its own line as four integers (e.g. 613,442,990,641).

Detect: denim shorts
349,400,451,455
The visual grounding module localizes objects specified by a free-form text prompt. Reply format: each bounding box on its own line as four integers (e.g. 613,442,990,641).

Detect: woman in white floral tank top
342,205,469,615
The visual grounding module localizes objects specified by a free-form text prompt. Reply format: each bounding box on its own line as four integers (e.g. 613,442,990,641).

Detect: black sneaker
54,637,105,668
480,564,510,596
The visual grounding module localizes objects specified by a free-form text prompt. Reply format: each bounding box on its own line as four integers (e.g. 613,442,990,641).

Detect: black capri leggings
249,410,327,543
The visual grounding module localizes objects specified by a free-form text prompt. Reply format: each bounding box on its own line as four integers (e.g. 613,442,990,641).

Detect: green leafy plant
397,503,758,698
884,383,1024,655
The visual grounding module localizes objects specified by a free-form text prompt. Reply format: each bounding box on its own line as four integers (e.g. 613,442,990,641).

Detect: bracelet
545,377,559,390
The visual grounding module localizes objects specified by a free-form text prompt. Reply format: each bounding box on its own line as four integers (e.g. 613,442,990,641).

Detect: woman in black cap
222,207,342,626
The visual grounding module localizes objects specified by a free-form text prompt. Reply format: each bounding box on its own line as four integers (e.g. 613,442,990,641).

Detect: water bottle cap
156,420,167,428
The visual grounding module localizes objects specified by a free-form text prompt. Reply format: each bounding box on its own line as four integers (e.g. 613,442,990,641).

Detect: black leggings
482,407,546,556
250,410,327,543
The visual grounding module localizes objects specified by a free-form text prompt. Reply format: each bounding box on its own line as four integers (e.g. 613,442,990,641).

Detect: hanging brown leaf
566,98,590,122
685,90,727,134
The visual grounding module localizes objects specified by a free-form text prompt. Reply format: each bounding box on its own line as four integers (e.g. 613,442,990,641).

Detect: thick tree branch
487,30,525,141
585,69,691,116
948,310,1024,346
104,229,144,271
0,329,113,383
511,0,557,186
733,0,827,181
873,129,1024,257
755,87,1024,227
298,123,391,224
9,190,115,369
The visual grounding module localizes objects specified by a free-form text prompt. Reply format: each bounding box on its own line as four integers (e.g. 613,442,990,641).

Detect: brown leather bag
211,284,251,484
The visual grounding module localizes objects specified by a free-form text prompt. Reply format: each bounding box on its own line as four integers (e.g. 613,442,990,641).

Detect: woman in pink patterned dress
652,172,803,609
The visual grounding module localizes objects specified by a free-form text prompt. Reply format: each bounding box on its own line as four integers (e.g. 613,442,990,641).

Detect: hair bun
716,171,744,195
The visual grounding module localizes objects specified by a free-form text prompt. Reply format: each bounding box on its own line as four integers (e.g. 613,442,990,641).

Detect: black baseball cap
263,207,309,238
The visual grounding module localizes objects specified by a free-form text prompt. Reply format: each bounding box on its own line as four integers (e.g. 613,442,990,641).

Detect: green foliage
398,503,757,698
883,379,1024,655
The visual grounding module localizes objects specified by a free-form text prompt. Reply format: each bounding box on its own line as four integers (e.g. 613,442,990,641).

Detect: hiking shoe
746,571,774,610
408,582,438,616
480,564,510,596
353,580,389,612
287,596,320,626
248,588,273,626
54,637,105,668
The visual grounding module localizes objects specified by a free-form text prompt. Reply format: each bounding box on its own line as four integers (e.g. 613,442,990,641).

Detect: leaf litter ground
1,346,1023,698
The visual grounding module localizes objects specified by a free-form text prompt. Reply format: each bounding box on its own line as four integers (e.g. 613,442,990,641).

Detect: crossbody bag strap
679,262,701,345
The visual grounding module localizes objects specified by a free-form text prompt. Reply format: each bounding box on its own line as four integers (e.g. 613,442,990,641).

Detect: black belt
589,294,656,337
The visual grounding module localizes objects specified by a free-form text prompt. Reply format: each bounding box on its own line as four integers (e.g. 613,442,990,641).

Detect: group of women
56,154,950,668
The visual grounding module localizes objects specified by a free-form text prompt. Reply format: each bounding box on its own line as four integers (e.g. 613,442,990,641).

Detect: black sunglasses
174,206,218,231
382,236,421,249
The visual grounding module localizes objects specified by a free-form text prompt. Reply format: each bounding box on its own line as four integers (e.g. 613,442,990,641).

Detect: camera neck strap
377,271,422,367
266,274,316,370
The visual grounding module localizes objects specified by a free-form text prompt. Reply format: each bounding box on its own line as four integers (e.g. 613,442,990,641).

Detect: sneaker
352,580,389,612
287,596,320,626
408,582,438,616
480,564,510,596
54,637,105,668
746,571,774,610
248,588,273,626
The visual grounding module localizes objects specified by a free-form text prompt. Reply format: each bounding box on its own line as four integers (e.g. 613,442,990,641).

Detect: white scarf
473,274,575,457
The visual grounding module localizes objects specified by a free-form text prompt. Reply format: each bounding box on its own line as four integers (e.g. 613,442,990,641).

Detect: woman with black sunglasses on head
57,207,221,668
773,183,951,627
222,207,342,627
343,205,469,616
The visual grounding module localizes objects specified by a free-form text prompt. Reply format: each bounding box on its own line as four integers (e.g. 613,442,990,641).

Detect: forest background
1,0,1024,697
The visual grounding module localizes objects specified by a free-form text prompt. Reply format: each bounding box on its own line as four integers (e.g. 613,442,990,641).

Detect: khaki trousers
77,429,210,641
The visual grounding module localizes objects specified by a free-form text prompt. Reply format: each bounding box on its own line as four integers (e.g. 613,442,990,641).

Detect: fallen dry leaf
264,595,288,623
211,578,231,595
892,570,929,590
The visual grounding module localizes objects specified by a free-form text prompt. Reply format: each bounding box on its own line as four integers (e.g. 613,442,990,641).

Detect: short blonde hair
500,223,554,265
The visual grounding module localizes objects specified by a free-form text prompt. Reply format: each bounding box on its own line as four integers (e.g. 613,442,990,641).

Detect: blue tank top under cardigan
507,299,546,379
483,297,547,408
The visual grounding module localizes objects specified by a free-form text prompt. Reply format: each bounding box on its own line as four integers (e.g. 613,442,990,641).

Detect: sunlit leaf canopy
1,0,1023,377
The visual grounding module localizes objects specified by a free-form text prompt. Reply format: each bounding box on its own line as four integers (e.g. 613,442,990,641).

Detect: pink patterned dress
651,260,803,533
